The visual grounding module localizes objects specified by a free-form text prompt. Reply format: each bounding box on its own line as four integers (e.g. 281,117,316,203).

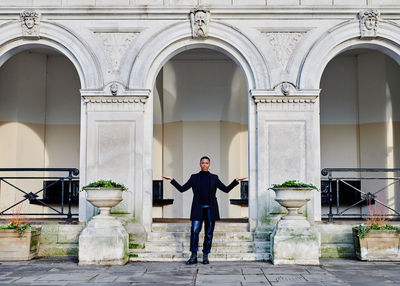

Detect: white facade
0,2,400,233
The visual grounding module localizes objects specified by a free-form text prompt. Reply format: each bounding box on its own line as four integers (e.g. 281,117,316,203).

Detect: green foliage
84,179,127,190
354,224,400,238
0,222,32,238
129,243,145,249
269,180,318,191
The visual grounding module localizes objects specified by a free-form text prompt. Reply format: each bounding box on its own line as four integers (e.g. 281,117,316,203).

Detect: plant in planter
0,217,41,261
352,195,400,261
79,179,129,265
83,180,127,218
269,180,318,221
268,180,320,265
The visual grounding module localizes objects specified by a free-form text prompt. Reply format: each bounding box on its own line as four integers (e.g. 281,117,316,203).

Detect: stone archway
0,20,104,222
297,16,400,221
126,21,270,232
297,19,400,90
0,21,103,90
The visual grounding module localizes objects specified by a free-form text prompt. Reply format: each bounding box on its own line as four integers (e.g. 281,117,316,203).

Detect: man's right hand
162,176,172,181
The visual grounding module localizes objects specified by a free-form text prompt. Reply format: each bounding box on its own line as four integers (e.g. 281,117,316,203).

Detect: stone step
151,222,248,232
147,231,254,242
129,251,270,262
130,241,270,253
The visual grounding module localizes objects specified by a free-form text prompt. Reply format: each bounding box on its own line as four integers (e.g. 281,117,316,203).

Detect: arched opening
152,48,249,221
320,47,400,219
0,46,81,217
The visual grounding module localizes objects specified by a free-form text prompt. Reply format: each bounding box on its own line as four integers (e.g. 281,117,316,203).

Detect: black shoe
202,253,209,264
186,252,197,265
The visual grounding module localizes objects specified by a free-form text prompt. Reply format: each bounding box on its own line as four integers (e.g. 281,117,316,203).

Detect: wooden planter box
0,228,41,261
353,228,400,261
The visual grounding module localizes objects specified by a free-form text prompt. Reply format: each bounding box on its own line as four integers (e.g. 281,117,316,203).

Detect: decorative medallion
358,10,380,39
190,8,210,39
262,32,306,70
20,10,40,39
95,32,139,72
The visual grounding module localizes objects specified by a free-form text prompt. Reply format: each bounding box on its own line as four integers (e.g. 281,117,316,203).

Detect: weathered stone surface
0,228,41,261
271,220,320,265
353,229,400,261
79,218,129,265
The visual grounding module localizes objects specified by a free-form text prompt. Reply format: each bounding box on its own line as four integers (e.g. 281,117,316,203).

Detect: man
163,156,246,265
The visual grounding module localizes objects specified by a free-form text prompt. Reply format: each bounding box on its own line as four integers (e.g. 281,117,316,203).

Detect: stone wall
0,0,396,8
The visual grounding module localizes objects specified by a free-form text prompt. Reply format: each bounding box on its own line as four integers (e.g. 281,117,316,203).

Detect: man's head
200,156,210,172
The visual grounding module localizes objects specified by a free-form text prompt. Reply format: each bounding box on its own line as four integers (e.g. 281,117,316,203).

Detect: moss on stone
129,243,145,249
129,253,139,258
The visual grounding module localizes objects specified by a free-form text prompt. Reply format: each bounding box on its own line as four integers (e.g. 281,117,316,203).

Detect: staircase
129,222,271,262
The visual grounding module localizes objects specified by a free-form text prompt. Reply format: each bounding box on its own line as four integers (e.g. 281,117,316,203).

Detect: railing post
67,170,73,223
328,171,333,222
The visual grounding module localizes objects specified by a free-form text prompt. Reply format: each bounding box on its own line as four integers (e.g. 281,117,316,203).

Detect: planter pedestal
270,188,320,265
79,188,129,265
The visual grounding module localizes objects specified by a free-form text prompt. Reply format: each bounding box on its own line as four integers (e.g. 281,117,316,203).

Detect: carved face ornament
364,16,376,30
24,17,35,29
194,11,207,27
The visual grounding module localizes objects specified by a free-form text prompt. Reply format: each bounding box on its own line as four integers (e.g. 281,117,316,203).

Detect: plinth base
270,219,320,265
79,217,129,265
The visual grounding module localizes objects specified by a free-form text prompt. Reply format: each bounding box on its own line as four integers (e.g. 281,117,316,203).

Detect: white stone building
1,1,400,260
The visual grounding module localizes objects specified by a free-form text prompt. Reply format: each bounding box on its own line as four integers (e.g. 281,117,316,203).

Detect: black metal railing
0,168,79,222
321,168,400,222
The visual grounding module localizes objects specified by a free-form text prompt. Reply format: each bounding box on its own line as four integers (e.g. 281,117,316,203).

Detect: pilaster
251,85,321,225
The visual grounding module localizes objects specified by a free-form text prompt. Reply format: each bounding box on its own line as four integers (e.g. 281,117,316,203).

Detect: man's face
200,159,210,172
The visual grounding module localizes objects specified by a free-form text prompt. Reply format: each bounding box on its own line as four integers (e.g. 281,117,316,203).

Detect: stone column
251,85,321,225
79,89,149,228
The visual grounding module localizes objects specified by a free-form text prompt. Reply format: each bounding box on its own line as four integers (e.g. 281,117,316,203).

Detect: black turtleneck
199,171,211,205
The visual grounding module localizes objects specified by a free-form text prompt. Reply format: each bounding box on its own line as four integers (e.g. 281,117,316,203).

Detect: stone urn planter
0,227,41,261
269,181,320,265
353,227,400,261
79,180,129,265
273,187,311,222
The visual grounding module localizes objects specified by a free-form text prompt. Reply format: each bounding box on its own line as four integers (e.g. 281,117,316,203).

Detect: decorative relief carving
190,8,210,39
254,96,317,112
95,32,139,72
84,96,147,112
110,82,119,96
358,10,380,38
262,32,306,69
20,10,40,39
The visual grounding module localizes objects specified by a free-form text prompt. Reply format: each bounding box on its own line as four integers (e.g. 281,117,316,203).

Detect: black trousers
189,206,215,254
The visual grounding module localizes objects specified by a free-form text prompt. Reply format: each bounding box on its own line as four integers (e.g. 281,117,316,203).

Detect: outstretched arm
217,177,239,193
163,176,192,193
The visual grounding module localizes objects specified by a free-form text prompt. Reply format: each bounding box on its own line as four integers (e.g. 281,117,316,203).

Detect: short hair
200,156,210,162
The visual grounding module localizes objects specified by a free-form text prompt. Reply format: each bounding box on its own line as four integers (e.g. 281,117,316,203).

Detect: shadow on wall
0,48,81,215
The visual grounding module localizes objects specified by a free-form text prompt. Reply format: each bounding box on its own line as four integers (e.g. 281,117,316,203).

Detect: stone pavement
0,258,399,286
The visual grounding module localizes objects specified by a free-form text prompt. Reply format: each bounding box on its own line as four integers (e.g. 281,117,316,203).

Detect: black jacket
171,172,239,221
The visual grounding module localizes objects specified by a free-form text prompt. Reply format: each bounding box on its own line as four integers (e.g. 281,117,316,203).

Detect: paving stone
242,268,264,275
197,266,243,275
244,275,269,282
266,275,307,282
36,273,97,281
301,273,342,282
91,274,118,283
322,282,351,286
0,276,21,283
242,283,272,286
270,282,325,286
195,274,244,283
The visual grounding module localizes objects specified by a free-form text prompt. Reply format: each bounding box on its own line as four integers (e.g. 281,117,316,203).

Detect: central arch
127,21,270,231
